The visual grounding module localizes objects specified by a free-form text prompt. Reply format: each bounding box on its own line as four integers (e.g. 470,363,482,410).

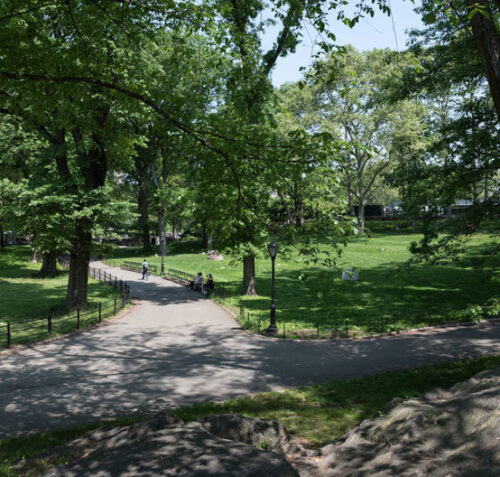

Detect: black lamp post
267,241,279,334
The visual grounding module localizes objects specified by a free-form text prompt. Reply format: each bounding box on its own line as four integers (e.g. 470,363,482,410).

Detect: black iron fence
237,301,500,339
1,266,131,349
121,261,158,274
165,268,195,285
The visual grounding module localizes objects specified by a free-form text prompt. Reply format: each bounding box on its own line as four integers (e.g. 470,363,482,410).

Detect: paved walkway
1,263,500,439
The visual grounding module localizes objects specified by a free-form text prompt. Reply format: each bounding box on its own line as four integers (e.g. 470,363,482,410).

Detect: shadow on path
1,262,500,438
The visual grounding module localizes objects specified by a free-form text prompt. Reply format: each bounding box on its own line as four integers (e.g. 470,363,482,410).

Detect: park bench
164,268,221,296
165,268,197,288
121,260,158,275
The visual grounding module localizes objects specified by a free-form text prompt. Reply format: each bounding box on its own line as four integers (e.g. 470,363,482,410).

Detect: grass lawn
0,246,122,348
104,227,500,336
2,355,500,476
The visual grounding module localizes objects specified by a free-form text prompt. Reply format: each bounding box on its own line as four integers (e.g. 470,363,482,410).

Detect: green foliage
278,48,429,234
392,0,500,263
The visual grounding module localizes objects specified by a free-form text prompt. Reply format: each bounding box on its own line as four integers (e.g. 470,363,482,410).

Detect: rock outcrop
40,413,298,477
311,367,500,476
35,367,500,476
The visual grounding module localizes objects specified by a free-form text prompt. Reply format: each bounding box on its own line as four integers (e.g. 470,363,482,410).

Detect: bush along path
1,261,500,440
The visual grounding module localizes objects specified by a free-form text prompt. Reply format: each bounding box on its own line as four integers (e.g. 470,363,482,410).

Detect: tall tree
310,48,427,233
417,0,500,118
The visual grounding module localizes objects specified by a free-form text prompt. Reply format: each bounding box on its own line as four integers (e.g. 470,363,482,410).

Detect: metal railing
165,268,195,285
121,261,158,274
237,302,500,339
2,266,131,349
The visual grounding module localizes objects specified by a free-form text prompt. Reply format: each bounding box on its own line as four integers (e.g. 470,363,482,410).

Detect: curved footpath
1,263,500,439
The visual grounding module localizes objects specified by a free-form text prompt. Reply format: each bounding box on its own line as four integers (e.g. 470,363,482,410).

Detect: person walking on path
142,259,149,280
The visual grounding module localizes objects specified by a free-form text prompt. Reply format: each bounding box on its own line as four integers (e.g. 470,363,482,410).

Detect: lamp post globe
267,242,279,334
268,242,279,259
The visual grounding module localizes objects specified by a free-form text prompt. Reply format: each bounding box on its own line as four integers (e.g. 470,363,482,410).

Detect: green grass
0,246,123,348
175,355,500,447
1,355,500,476
104,229,500,335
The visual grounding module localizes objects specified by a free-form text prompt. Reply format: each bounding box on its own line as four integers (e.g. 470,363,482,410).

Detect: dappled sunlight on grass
0,247,121,325
104,232,500,334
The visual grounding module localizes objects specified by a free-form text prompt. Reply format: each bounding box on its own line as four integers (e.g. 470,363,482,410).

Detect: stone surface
40,414,299,477
309,367,500,476
206,250,223,261
199,414,292,455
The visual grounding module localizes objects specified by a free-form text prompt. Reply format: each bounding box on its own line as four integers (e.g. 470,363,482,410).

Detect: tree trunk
39,250,58,277
207,235,213,250
158,206,167,273
30,246,41,263
64,221,91,308
293,182,304,227
357,202,365,234
67,115,108,308
347,180,355,216
242,254,258,296
484,172,490,200
467,0,500,119
138,179,152,253
201,223,208,249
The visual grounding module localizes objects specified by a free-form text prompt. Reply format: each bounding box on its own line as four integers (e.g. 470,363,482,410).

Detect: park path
1,262,500,439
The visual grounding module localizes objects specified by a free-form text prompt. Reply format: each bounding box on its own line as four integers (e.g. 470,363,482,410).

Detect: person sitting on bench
190,272,203,291
204,273,214,293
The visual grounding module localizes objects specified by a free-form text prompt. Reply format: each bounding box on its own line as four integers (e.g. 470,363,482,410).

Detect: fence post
283,321,286,339
109,274,112,286
258,317,261,334
317,322,320,339
114,296,117,315
77,308,80,330
246,312,250,328
114,277,117,290
345,319,349,338
6,323,11,348
48,314,52,334
120,280,123,292
99,302,102,323
99,269,101,281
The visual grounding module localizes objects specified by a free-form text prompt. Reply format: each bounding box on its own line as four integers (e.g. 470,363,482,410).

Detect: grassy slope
106,228,500,334
1,355,500,476
0,246,120,346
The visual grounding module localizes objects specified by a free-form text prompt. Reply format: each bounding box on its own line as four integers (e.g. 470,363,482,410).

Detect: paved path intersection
1,263,500,438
